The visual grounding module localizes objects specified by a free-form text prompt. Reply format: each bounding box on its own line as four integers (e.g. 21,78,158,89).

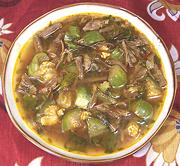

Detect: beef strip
83,19,109,31
38,22,62,39
17,73,37,95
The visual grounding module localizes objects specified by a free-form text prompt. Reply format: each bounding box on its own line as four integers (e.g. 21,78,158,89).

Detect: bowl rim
2,2,177,163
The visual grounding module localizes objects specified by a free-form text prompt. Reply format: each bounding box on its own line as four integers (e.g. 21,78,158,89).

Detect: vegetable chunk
108,65,127,88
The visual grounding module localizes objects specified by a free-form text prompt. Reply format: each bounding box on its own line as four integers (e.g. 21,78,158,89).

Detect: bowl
2,3,177,162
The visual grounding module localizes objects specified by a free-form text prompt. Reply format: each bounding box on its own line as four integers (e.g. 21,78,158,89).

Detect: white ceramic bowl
2,3,177,162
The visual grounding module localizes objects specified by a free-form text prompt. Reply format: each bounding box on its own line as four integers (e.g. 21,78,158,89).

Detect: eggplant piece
111,47,123,60
87,117,108,138
80,31,105,45
62,109,84,132
132,100,153,120
28,52,49,77
108,65,127,88
97,89,117,104
64,25,80,42
75,86,91,109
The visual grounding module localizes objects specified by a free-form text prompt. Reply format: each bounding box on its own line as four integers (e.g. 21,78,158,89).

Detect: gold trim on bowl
2,2,177,163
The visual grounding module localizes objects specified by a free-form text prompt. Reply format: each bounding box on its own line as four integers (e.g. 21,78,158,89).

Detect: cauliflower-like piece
80,111,91,120
98,81,110,92
98,44,110,59
56,90,74,108
101,52,110,59
40,105,61,126
99,45,109,51
57,108,65,116
36,61,57,83
127,122,140,137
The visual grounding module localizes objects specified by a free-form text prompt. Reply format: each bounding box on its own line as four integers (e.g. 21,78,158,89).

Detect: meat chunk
146,54,155,70
99,25,114,33
83,54,92,71
146,54,166,88
33,35,43,52
123,85,144,99
38,22,62,39
47,33,64,58
95,104,131,119
130,63,147,83
17,73,37,95
152,64,166,88
75,56,84,80
122,40,137,67
83,19,109,31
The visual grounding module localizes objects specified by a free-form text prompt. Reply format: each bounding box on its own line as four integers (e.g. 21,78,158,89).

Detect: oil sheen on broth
13,13,167,156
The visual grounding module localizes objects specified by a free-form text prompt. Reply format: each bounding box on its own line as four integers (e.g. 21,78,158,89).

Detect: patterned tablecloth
0,0,179,166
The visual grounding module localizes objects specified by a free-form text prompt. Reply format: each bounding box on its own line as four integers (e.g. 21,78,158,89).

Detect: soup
14,14,167,155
